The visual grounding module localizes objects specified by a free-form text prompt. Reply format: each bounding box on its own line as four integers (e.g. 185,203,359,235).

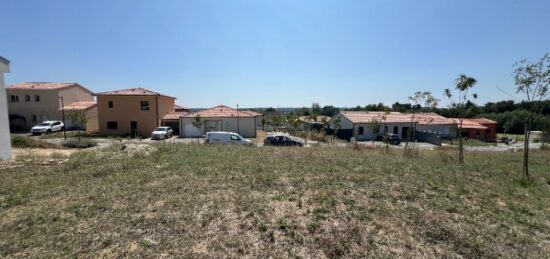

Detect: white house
0,56,12,160
179,105,258,138
329,111,456,141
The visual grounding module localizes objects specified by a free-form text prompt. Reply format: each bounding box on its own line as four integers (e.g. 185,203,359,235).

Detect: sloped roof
162,111,189,120
183,105,255,118
458,119,488,130
467,118,497,125
0,56,9,65
94,87,175,99
8,82,91,93
410,113,456,125
341,111,411,123
59,101,97,111
242,110,263,116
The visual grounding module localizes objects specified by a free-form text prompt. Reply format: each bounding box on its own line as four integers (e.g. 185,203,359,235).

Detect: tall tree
404,91,439,155
444,75,478,164
513,53,550,179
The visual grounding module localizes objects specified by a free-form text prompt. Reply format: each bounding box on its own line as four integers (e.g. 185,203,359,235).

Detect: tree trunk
458,122,464,164
523,122,530,179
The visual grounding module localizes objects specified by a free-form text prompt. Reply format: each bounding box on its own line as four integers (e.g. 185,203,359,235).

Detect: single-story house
179,105,257,138
329,111,415,140
59,100,98,133
456,118,497,141
329,111,458,141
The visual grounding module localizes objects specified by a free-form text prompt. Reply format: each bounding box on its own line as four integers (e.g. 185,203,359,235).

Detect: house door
402,127,410,139
130,121,138,137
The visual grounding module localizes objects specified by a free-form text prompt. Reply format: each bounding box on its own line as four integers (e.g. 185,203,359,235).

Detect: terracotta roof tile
242,110,263,116
467,118,497,124
59,101,97,111
94,87,175,99
342,111,411,123
410,113,456,125
183,105,255,118
162,111,189,120
8,82,83,91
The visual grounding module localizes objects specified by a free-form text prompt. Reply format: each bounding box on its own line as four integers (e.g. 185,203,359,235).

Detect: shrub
62,139,97,149
11,135,59,149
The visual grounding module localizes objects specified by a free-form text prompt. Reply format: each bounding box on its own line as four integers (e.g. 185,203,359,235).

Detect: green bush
62,139,97,149
11,135,59,148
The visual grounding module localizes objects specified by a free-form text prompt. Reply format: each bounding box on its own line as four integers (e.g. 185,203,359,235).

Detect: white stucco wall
180,117,257,138
0,62,12,160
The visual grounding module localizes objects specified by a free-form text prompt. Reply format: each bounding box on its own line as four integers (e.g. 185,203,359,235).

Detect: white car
151,126,174,140
30,120,64,135
205,131,252,145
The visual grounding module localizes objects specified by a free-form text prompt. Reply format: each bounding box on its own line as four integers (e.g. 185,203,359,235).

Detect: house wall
58,86,94,106
328,113,354,129
85,106,98,133
97,95,175,137
352,122,413,140
157,96,175,126
416,124,454,138
180,117,256,138
0,66,12,160
7,89,62,129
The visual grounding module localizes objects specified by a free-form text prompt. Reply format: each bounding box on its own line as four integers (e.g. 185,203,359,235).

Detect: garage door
184,124,200,137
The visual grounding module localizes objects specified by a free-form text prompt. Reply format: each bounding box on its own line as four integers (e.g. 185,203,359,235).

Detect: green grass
1,145,549,257
10,135,62,149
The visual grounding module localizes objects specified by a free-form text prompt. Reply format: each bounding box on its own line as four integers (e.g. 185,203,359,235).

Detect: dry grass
1,144,549,258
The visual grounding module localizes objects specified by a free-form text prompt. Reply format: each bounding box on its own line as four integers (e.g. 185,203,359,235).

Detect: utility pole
60,97,67,140
236,104,240,134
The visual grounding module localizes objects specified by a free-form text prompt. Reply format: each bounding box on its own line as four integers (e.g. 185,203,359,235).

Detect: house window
108,101,113,108
9,95,19,102
358,126,364,135
393,126,398,134
25,95,31,102
107,121,118,129
140,101,150,111
34,95,40,102
31,115,37,122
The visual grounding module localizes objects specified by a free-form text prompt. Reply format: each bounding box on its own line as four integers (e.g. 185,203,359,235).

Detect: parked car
30,120,64,135
383,133,401,145
151,126,174,140
205,131,252,145
264,135,304,147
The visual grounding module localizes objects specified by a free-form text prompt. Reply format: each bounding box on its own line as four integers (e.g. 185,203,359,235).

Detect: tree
513,53,550,179
368,117,381,146
444,74,478,164
66,110,87,143
311,102,321,115
320,105,339,117
192,115,203,143
404,91,439,155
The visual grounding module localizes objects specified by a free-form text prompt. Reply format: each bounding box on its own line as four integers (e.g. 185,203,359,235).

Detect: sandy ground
10,148,77,159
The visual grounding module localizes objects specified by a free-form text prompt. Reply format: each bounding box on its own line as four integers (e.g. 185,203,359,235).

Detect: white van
205,131,252,145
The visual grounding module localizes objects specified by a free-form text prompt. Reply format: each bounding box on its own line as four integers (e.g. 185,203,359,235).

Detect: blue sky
2,0,549,108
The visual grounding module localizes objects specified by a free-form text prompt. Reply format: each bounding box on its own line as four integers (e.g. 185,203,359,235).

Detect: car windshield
154,127,167,132
37,123,51,126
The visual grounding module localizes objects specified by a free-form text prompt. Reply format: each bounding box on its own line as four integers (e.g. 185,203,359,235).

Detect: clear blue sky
2,0,549,108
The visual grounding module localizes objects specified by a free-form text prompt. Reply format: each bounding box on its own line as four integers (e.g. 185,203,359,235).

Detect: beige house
0,56,11,160
6,82,94,131
180,105,257,138
95,87,175,137
60,101,98,133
